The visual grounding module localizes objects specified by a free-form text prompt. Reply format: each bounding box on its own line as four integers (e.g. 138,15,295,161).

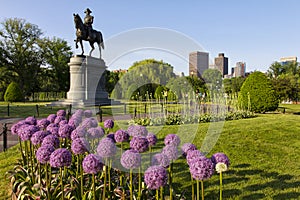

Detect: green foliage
223,77,245,95
238,71,279,113
154,85,166,99
4,82,23,102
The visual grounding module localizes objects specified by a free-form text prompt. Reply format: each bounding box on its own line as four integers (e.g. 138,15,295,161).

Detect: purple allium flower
106,133,116,143
71,138,90,155
82,118,98,129
54,116,65,124
50,148,72,168
97,138,117,158
121,149,141,169
114,130,130,143
87,127,104,139
46,124,59,137
144,165,168,190
164,134,181,146
37,119,50,130
181,143,197,157
211,152,230,167
11,120,27,135
84,110,93,118
82,154,103,174
47,114,56,123
56,109,66,117
25,116,37,125
151,153,170,168
42,134,60,148
74,109,84,117
71,126,87,140
59,120,68,126
104,119,114,129
36,145,55,164
162,145,180,161
186,150,205,166
18,125,39,141
130,136,149,153
127,125,148,137
146,133,157,147
30,130,50,145
58,124,73,139
68,117,81,129
189,156,214,181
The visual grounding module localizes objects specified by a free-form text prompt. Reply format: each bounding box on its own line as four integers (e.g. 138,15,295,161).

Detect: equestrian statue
73,8,104,58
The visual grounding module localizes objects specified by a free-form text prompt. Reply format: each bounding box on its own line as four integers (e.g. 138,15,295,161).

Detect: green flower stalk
130,169,133,200
215,162,228,200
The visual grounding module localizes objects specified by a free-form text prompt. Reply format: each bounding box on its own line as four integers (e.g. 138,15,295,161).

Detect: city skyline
0,1,299,74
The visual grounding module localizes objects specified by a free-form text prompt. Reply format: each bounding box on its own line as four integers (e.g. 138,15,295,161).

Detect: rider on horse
84,8,94,40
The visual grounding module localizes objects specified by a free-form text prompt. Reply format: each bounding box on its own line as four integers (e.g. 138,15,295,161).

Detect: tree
0,18,43,96
4,82,23,102
202,69,222,91
238,71,278,113
223,77,245,95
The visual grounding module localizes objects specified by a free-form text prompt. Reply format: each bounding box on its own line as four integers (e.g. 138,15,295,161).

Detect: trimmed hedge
4,82,23,102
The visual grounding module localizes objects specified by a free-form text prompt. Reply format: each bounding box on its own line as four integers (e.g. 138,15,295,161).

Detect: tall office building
280,56,297,65
214,53,228,76
189,51,209,77
233,62,246,77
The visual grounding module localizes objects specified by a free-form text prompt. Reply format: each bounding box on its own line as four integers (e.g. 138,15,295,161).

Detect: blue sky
0,0,299,74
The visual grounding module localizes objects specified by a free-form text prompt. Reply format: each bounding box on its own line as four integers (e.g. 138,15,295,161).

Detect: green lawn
1,105,300,199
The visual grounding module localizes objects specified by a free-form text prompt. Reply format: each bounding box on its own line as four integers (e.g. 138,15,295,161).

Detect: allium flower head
50,148,72,168
37,119,50,130
181,143,197,157
18,125,39,141
151,153,170,168
189,156,214,181
36,145,55,164
147,133,157,147
84,110,93,118
87,127,104,139
121,149,141,169
130,136,149,153
46,124,59,137
30,130,50,145
164,134,181,146
82,118,98,129
211,152,230,168
47,114,56,123
54,116,65,124
59,120,68,126
56,109,66,117
82,154,103,174
144,165,168,190
11,120,27,135
162,145,180,161
68,117,81,129
114,129,130,143
71,137,90,155
71,126,87,140
42,134,60,148
104,119,114,129
25,116,37,125
106,133,116,143
97,138,117,158
127,125,148,137
74,109,84,117
58,124,74,139
186,150,205,166
215,162,228,173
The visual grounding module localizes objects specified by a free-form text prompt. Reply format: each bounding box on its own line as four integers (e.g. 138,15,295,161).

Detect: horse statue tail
101,42,104,50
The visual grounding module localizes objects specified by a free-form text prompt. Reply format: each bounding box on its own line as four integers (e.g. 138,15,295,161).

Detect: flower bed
8,110,230,200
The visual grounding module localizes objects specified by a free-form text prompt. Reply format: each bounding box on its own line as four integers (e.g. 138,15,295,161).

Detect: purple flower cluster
47,114,56,123
164,134,181,146
104,119,114,129
71,138,90,155
30,130,50,145
46,124,59,136
127,125,148,137
18,125,39,141
162,145,180,161
37,119,50,129
130,136,149,153
147,133,157,147
56,109,66,117
144,165,168,190
49,148,72,168
81,118,98,129
87,127,104,139
97,138,117,158
181,143,197,157
189,156,214,181
58,124,74,139
84,110,93,118
186,150,205,166
82,154,103,174
71,126,87,140
54,116,65,124
25,116,37,125
11,120,27,135
211,152,230,167
106,133,116,143
151,153,170,168
114,130,129,143
120,150,141,169
36,145,55,164
41,134,60,148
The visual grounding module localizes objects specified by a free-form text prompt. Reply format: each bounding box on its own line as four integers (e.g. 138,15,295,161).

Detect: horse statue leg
79,39,84,55
89,41,95,57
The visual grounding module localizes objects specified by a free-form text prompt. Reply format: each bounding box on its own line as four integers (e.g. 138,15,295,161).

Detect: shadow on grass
241,193,265,199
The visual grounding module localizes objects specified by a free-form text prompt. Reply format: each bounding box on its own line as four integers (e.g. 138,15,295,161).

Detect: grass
1,104,300,199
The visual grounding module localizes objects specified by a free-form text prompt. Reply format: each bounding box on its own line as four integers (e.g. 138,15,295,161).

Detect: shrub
4,82,23,102
238,71,278,113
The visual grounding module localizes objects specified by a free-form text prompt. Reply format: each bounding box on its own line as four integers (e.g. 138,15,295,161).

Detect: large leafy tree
238,71,278,113
202,69,222,91
223,77,245,95
0,18,43,96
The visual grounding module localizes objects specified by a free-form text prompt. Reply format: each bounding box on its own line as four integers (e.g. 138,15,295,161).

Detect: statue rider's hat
84,8,92,14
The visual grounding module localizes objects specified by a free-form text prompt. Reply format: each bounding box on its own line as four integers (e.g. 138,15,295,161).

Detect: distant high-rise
214,53,228,76
189,51,209,77
280,56,297,65
233,62,246,77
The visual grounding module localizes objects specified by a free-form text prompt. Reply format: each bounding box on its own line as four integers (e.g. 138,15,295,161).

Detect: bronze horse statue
73,13,104,58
